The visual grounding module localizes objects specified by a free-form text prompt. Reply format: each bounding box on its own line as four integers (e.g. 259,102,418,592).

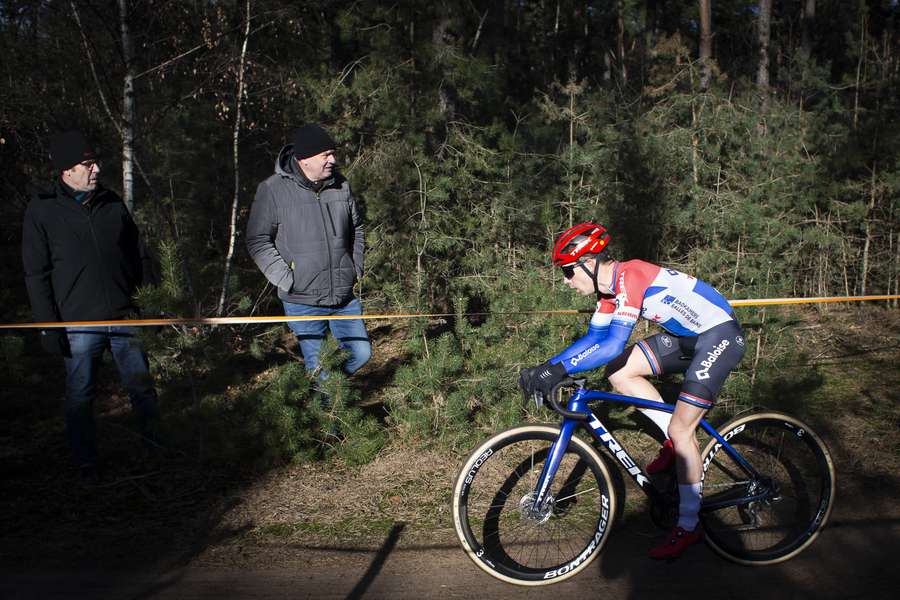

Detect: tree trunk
217,0,252,316
756,0,772,93
414,161,428,307
433,13,456,120
698,0,712,90
118,0,135,213
801,0,816,56
860,164,877,296
894,229,900,308
853,7,866,130
617,0,627,83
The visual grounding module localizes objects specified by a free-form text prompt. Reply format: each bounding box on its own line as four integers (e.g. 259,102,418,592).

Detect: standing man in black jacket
22,130,159,484
246,124,370,384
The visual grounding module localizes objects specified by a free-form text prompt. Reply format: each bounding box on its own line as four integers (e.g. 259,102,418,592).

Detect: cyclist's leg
671,321,746,530
608,333,693,437
668,400,707,526
606,343,669,435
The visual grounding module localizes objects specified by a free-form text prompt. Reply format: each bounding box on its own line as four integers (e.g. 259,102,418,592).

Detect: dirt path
3,493,898,600
3,309,898,599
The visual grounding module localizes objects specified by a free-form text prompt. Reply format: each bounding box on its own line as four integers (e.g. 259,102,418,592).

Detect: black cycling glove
519,360,568,407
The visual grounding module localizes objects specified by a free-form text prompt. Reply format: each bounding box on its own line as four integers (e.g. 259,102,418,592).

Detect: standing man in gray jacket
246,124,371,381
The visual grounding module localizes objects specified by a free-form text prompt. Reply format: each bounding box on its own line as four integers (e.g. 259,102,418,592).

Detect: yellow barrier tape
729,294,900,307
0,295,897,330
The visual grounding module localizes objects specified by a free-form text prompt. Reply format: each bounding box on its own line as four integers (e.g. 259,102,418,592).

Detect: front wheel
453,425,617,585
700,411,836,565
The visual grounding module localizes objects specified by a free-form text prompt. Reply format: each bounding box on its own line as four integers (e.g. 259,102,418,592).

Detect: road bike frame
530,381,766,515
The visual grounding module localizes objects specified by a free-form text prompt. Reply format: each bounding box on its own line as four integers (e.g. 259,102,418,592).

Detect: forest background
1,0,899,502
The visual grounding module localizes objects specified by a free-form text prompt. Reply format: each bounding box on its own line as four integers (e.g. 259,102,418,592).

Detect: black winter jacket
245,145,364,306
22,181,155,323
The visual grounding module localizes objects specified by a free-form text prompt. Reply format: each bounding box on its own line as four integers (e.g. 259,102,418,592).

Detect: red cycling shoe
646,439,675,474
649,526,703,560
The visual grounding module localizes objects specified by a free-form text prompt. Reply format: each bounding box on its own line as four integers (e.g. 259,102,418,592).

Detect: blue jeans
64,326,159,467
282,297,371,378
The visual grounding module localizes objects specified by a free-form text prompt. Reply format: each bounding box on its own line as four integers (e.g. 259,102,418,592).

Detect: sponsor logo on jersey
570,344,600,367
694,339,731,380
617,273,629,304
735,335,744,346
661,295,676,305
615,308,640,322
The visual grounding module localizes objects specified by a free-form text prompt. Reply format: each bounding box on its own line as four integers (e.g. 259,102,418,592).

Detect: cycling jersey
607,260,734,336
552,260,736,375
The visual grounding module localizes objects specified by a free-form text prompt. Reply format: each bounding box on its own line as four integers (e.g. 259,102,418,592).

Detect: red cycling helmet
552,222,611,266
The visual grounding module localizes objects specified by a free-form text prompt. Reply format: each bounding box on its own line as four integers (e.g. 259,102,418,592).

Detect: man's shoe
649,526,703,560
647,439,675,475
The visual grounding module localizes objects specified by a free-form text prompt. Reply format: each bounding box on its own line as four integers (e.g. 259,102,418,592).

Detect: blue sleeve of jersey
549,320,634,374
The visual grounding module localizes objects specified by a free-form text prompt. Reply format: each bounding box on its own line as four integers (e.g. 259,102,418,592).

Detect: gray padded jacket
246,145,364,306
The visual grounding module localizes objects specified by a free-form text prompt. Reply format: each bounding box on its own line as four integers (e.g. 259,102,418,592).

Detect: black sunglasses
561,264,580,279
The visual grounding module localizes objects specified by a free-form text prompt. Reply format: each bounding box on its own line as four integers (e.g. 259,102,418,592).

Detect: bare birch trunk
118,0,135,213
216,0,252,316
860,164,877,296
414,161,428,305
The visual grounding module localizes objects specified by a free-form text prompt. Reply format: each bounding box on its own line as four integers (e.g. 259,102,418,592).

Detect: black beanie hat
292,124,336,160
49,130,97,171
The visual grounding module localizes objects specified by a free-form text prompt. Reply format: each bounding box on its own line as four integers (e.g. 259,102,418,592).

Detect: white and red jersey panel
602,260,734,337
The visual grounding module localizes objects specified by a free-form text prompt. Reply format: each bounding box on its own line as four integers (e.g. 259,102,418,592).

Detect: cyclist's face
563,259,596,295
563,258,615,295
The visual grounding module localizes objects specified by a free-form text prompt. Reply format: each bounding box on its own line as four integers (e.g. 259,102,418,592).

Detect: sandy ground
2,481,898,600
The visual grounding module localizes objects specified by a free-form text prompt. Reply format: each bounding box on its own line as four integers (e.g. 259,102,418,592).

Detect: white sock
677,483,702,531
639,397,672,438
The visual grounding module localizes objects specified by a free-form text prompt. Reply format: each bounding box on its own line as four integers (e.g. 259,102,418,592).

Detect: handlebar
547,377,590,421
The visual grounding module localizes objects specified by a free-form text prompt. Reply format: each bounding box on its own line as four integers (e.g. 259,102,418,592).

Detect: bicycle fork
527,417,580,518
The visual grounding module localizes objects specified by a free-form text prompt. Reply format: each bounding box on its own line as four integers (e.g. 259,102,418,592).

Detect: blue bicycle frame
530,382,767,514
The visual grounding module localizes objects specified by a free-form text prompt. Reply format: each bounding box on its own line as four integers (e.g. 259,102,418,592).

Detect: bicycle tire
453,425,616,585
700,411,836,565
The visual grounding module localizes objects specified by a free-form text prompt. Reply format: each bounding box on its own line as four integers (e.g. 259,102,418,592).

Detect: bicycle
452,378,836,586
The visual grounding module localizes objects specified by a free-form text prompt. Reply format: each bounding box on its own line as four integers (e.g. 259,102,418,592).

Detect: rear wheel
453,425,616,585
700,411,835,565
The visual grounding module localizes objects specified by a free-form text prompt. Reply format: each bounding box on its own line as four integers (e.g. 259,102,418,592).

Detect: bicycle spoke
454,427,614,581
554,486,598,504
700,414,834,565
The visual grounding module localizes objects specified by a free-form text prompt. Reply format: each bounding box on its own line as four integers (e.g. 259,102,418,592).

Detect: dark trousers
63,326,158,466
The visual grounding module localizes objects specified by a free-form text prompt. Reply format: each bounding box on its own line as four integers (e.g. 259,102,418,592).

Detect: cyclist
519,222,746,559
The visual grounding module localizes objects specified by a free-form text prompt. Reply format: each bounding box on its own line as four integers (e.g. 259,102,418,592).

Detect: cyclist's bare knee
668,403,705,444
607,369,634,390
607,346,653,393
